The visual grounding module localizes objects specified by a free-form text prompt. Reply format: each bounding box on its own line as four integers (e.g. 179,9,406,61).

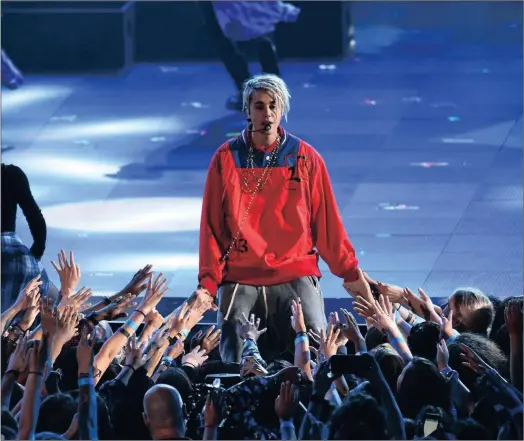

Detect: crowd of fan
1,250,522,440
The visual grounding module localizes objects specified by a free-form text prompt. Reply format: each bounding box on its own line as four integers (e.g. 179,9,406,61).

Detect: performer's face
248,90,282,135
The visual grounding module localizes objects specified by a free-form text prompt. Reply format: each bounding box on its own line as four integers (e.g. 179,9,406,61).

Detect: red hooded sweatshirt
198,126,359,296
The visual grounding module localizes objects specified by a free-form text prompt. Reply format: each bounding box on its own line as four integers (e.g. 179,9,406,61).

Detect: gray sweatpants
217,276,329,363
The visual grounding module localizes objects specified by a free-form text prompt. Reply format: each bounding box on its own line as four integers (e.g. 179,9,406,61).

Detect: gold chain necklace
221,135,281,262
243,135,281,193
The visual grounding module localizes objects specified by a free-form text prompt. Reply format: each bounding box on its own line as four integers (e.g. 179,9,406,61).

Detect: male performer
195,74,368,362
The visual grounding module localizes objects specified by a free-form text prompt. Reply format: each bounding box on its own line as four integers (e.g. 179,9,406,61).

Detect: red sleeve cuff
343,268,359,283
199,278,218,297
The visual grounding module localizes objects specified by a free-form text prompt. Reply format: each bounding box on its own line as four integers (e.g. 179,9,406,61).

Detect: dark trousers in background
217,276,330,363
196,1,280,92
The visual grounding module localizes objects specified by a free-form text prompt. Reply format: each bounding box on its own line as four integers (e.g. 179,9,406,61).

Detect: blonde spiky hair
242,74,291,121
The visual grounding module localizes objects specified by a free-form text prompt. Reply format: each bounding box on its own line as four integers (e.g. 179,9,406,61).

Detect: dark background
1,1,353,73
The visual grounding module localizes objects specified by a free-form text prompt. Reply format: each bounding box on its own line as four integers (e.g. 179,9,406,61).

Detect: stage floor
2,23,522,318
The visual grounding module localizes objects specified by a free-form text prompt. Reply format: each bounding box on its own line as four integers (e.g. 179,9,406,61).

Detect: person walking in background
197,1,300,111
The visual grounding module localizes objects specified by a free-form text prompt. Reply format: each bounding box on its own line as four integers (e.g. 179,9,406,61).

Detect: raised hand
124,334,148,370
113,264,153,301
95,293,138,321
6,335,29,374
151,325,170,349
18,289,42,331
320,324,342,358
14,275,43,311
184,309,205,335
402,288,440,324
204,389,225,428
460,343,492,375
40,298,58,338
190,330,204,350
340,308,365,344
165,339,185,360
410,287,442,325
58,287,92,312
440,310,454,340
182,345,208,369
290,299,306,333
274,381,299,421
237,313,267,342
76,327,95,374
368,295,396,332
352,296,376,322
137,273,169,315
504,298,523,336
56,306,80,344
437,339,449,371
328,311,349,347
191,325,221,355
50,250,81,297
170,302,192,336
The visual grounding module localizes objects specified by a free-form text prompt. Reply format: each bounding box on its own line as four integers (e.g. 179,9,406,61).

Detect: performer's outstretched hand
342,268,374,304
189,288,218,313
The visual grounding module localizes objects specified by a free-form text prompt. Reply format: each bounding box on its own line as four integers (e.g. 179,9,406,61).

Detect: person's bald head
142,384,186,439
